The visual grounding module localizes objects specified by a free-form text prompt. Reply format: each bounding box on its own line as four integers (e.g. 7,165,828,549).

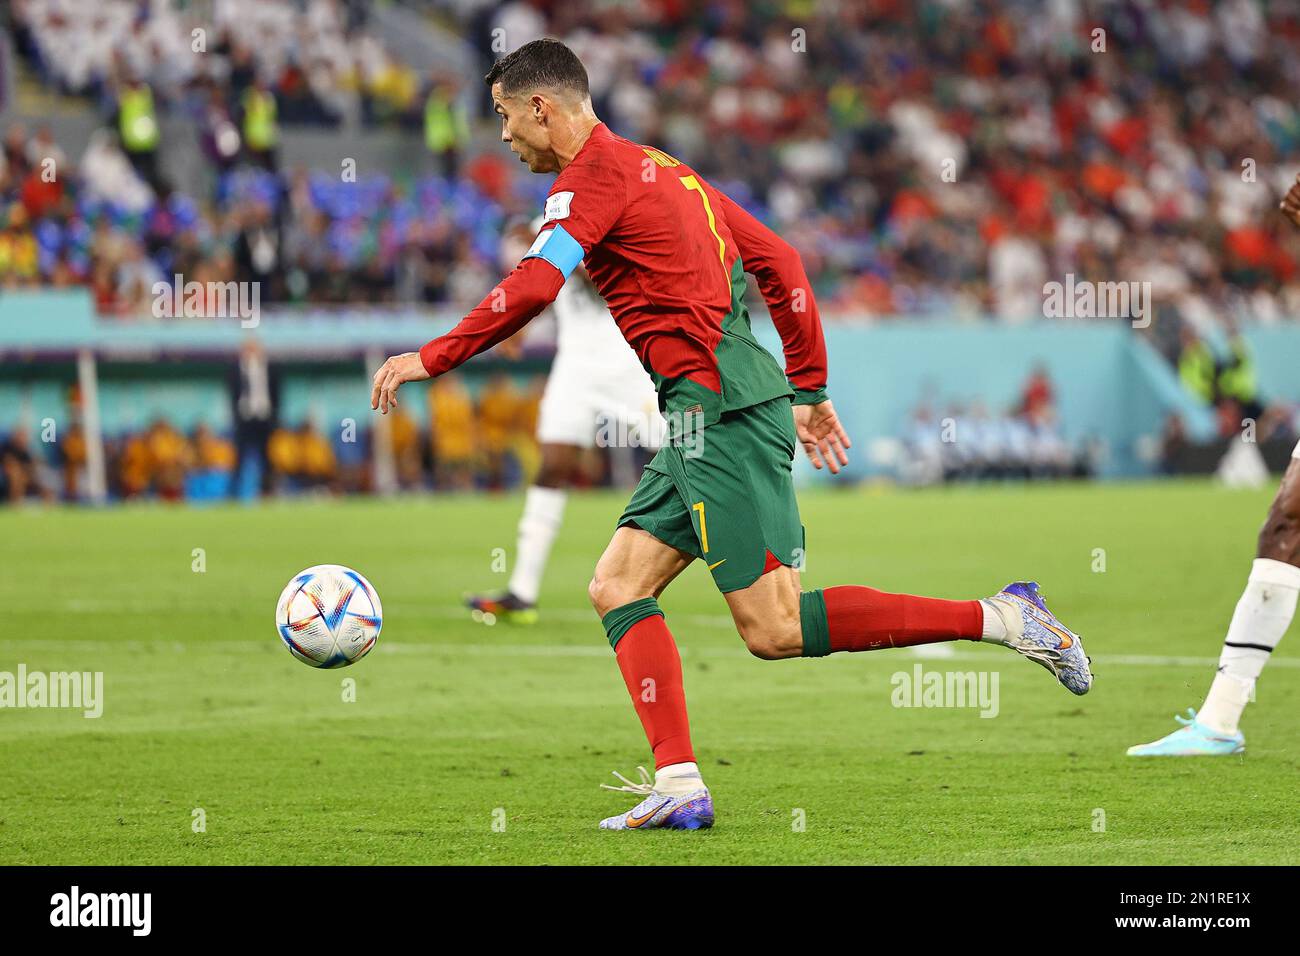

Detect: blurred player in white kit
1128,173,1300,756
466,217,663,624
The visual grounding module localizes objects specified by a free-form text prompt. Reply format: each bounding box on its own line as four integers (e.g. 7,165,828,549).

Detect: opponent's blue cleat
598,767,714,831
986,581,1092,695
1127,709,1245,757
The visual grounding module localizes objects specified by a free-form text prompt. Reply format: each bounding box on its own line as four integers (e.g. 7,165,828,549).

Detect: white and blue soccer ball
275,565,382,668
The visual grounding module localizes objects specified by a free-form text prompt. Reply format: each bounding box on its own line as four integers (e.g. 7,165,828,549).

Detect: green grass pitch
1,480,1296,865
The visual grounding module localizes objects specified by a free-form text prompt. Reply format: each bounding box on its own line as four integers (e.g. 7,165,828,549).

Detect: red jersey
419,123,827,430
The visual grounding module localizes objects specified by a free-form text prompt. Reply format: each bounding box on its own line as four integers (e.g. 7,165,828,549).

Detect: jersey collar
570,121,612,165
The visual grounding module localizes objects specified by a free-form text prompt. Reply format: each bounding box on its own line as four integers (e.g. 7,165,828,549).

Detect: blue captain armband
522,223,585,279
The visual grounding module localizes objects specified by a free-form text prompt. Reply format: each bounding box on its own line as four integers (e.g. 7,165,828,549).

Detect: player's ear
530,93,547,125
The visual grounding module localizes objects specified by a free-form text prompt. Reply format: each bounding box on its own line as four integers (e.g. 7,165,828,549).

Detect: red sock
615,615,695,769
823,586,983,652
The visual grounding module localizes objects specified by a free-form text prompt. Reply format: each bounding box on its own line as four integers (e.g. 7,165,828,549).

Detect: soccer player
465,217,662,625
1128,173,1300,757
371,39,1091,830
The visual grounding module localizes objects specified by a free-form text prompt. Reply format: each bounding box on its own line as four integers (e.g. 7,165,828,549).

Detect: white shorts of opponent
536,356,666,451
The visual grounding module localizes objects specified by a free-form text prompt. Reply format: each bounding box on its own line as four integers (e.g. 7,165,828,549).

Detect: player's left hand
370,352,430,414
793,400,851,474
1281,173,1300,228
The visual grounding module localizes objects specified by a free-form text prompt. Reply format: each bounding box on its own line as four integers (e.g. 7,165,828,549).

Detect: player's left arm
712,187,850,473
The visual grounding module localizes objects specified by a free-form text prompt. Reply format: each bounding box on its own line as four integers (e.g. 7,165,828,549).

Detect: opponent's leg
723,565,1092,694
466,443,582,623
1130,456,1300,756
1209,460,1300,721
502,443,581,606
589,526,712,830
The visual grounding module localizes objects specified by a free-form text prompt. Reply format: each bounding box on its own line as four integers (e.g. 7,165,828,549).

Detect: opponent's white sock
654,761,704,796
1197,558,1300,734
1198,672,1253,736
506,485,567,605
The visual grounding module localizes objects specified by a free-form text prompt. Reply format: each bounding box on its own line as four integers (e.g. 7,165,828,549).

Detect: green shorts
618,396,804,592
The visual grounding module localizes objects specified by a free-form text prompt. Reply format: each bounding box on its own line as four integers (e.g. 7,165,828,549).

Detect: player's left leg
1210,453,1300,723
724,564,984,660
696,398,1091,693
1129,450,1300,756
723,566,1091,694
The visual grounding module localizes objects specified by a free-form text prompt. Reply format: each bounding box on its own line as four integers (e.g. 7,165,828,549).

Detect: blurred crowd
0,118,508,312
2,0,1299,330
0,120,505,313
438,0,1300,327
10,0,435,128
896,366,1096,483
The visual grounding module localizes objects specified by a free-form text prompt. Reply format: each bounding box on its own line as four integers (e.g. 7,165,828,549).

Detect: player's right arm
374,211,601,415
370,256,564,414
418,256,567,378
372,158,626,414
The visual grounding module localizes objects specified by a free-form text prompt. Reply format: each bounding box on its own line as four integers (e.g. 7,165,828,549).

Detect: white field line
0,603,1297,669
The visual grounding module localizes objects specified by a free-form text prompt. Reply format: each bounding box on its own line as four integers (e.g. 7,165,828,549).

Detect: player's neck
553,114,602,171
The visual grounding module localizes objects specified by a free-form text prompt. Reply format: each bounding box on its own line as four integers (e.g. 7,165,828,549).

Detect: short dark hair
484,38,589,99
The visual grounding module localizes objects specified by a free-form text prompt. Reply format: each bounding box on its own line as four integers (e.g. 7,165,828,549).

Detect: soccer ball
275,565,383,668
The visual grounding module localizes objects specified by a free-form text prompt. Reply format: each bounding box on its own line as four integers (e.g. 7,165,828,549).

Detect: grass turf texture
0,480,1296,865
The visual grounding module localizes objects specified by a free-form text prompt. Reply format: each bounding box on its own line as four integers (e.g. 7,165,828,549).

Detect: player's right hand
1281,173,1300,228
793,400,851,474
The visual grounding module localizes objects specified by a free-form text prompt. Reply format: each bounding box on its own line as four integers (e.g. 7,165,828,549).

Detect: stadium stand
2,0,1298,323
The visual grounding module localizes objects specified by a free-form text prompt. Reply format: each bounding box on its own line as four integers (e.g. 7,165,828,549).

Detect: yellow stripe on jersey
679,175,729,287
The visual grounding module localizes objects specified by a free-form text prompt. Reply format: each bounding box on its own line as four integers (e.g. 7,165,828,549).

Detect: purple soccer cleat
986,581,1093,695
598,767,714,831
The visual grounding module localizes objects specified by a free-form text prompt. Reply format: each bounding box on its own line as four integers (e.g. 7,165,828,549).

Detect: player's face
492,85,556,173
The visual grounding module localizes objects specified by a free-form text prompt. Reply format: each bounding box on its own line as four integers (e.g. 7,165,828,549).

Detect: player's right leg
589,515,714,830
1129,450,1300,756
